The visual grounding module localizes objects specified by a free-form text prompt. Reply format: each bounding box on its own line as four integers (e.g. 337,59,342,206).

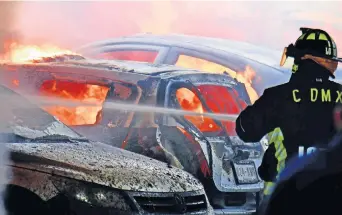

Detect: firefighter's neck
290,61,330,82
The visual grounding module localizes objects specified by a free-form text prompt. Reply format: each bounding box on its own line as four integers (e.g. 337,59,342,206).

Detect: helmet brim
331,57,342,63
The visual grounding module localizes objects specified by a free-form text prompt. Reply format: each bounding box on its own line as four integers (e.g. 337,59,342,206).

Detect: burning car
0,83,212,215
77,33,290,97
0,54,267,214
77,33,293,156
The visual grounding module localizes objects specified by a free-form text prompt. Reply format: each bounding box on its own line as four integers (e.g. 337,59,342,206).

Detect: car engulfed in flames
0,42,266,215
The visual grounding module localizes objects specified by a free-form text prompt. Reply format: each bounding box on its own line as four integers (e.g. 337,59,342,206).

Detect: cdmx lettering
292,88,342,103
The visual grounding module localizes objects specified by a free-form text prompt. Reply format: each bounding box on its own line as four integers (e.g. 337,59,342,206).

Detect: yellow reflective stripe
267,128,287,178
263,128,287,196
319,33,328,41
275,146,287,174
298,33,306,40
263,181,276,195
318,33,331,47
307,33,315,40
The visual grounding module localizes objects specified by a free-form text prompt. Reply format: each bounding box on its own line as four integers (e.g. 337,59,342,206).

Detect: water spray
20,95,239,122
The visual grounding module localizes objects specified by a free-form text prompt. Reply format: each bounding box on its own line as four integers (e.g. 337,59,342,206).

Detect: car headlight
51,176,132,211
230,136,263,158
209,136,262,160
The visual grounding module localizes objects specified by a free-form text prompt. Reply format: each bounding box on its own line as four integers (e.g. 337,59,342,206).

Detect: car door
156,80,213,178
80,43,170,64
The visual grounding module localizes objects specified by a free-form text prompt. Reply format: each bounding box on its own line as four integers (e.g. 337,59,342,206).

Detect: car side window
38,80,134,127
174,54,259,104
175,54,236,76
95,50,158,63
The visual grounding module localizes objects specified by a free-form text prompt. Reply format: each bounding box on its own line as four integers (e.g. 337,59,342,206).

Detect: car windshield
0,84,85,142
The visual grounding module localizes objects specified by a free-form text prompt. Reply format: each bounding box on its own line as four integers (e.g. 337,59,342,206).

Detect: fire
1,42,75,63
176,87,221,132
175,55,259,104
39,80,109,126
96,51,158,62
235,65,259,104
12,79,19,87
176,87,205,126
93,49,260,104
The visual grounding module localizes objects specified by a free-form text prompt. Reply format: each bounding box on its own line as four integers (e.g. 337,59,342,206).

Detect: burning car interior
38,78,145,147
39,80,110,126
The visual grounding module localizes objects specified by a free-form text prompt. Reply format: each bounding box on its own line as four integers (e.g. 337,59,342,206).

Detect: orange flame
176,87,221,132
236,66,259,104
1,42,75,63
176,87,205,125
94,51,260,104
39,80,109,126
175,55,259,104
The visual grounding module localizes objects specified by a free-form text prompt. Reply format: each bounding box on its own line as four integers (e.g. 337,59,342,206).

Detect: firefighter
235,27,342,197
259,106,342,215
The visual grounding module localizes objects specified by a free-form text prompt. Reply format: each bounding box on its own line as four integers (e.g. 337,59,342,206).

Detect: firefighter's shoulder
260,83,289,98
328,80,342,89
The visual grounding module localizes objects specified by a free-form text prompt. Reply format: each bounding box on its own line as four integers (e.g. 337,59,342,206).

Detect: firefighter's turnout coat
236,61,342,183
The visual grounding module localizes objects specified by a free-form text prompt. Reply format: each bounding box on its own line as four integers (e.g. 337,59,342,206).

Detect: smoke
0,2,20,213
8,1,342,51
0,1,21,54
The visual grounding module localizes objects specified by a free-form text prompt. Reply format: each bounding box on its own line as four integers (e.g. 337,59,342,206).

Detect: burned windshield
0,84,82,139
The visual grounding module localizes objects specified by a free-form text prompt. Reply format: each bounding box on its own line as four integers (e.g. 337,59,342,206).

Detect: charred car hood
8,141,203,193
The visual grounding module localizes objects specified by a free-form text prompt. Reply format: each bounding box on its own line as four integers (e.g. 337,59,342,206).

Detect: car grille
133,193,207,214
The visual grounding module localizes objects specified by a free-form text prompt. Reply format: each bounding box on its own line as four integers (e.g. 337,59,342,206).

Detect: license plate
232,161,258,184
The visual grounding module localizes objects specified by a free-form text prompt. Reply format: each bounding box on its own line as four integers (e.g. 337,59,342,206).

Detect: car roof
33,58,219,76
78,33,283,69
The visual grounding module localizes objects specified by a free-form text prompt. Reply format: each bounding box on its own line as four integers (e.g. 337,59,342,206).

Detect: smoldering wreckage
0,34,288,215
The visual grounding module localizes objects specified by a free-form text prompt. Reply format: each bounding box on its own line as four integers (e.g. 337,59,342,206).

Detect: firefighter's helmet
280,27,342,78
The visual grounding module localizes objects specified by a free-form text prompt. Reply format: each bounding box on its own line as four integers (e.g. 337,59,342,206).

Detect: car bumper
211,192,260,215
214,207,256,215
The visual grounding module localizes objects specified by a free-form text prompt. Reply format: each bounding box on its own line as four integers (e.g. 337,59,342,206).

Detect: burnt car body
77,33,290,95
0,83,211,215
0,57,264,215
